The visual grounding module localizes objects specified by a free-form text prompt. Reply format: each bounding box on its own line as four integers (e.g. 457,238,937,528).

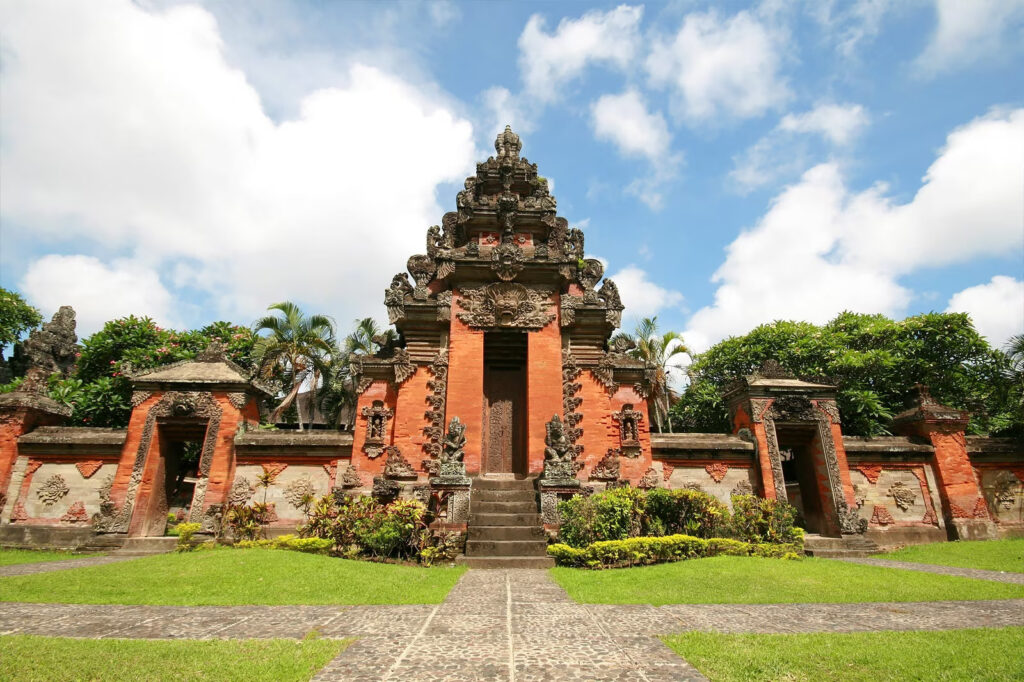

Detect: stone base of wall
865,524,947,550
0,525,126,551
949,518,999,541
995,526,1024,539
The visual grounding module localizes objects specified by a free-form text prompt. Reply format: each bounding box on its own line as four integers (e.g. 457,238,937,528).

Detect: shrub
645,488,730,538
174,522,201,552
235,535,333,554
298,494,430,560
547,534,805,568
226,503,272,541
729,495,802,544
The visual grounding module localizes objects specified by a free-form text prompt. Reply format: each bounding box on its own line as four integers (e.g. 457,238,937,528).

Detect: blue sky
1,0,1022,357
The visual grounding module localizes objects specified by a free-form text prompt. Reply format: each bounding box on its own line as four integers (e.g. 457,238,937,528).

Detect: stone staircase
459,477,553,569
803,533,879,559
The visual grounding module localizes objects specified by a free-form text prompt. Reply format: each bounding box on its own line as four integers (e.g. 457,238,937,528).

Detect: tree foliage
672,311,1018,437
0,287,42,354
613,316,688,433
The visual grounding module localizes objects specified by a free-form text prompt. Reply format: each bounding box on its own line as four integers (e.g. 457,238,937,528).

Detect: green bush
557,486,730,548
298,495,430,561
174,523,201,552
547,534,804,568
729,495,803,544
235,534,333,554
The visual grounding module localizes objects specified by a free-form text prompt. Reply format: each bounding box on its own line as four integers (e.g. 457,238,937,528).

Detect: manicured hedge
547,534,803,568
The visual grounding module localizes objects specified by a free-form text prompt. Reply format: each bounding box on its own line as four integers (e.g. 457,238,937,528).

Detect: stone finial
892,383,969,432
494,125,522,161
19,306,77,392
196,341,228,363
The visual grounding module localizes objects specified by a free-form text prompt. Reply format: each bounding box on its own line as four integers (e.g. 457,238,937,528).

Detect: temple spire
494,124,522,161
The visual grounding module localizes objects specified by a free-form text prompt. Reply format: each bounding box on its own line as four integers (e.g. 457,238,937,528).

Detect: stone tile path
2,568,1024,680
838,557,1024,585
0,554,139,577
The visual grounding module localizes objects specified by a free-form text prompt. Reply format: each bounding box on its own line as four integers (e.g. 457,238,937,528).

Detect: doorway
776,425,826,534
483,331,528,477
134,421,204,536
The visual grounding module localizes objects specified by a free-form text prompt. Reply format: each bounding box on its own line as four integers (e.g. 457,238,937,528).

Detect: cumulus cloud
808,0,898,58
21,256,179,335
591,90,681,209
916,0,1024,76
646,9,789,123
518,5,643,103
1,0,476,330
946,276,1024,348
608,266,685,321
731,102,869,192
688,108,1024,352
481,86,535,136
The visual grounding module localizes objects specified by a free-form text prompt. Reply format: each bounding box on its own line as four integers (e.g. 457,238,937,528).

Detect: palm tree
317,318,398,429
343,317,398,356
614,317,689,433
253,302,336,431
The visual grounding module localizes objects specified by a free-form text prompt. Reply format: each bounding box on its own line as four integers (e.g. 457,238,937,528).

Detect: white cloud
688,107,1024,352
731,102,870,192
946,276,1024,348
591,90,682,210
1,0,476,331
608,266,685,321
518,5,643,102
808,0,897,58
21,256,178,336
646,9,789,123
778,103,869,146
916,0,1024,76
481,86,535,136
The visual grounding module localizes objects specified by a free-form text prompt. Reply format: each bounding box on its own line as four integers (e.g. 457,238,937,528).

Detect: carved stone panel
612,404,644,457
361,400,393,459
457,283,555,330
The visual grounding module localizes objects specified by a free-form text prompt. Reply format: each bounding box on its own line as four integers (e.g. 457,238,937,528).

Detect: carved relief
457,283,555,330
372,476,400,501
561,351,583,455
385,273,414,323
993,471,1021,510
589,449,621,481
61,501,89,523
130,391,152,408
540,414,579,487
339,464,362,488
612,404,644,457
283,477,316,508
75,461,104,479
887,481,917,511
361,400,393,459
227,393,248,410
407,254,436,300
491,242,524,281
423,351,449,459
731,479,754,497
705,463,729,483
37,474,70,506
870,504,895,526
638,468,660,489
384,446,418,480
228,477,255,506
857,464,883,484
261,462,288,480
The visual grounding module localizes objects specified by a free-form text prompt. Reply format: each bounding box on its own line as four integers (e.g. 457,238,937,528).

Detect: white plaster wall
231,464,330,523
979,469,1024,525
850,468,933,524
663,464,756,511
23,461,115,521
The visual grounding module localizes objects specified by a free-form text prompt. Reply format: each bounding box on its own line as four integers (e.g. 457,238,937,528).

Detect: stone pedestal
429,479,471,525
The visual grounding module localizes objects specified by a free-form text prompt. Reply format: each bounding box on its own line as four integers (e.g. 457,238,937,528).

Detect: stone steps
463,476,554,568
803,533,879,559
113,536,178,556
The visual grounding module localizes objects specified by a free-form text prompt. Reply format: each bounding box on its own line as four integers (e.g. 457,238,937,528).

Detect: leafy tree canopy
0,287,42,353
672,311,1018,438
52,316,256,427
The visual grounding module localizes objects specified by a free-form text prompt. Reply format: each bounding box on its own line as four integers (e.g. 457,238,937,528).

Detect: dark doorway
136,422,204,536
776,425,825,534
483,332,528,477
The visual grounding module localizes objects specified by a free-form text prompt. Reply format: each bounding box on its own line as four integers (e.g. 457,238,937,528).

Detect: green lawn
0,548,465,605
549,555,1024,604
875,538,1024,573
0,635,347,682
0,548,100,567
664,627,1024,681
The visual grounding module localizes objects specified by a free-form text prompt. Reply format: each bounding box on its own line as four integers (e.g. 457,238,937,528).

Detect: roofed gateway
0,128,1020,562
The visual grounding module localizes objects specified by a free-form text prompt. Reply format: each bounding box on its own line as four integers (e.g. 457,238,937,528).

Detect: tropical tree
0,288,42,383
318,318,398,428
613,317,689,433
253,302,336,430
343,317,398,356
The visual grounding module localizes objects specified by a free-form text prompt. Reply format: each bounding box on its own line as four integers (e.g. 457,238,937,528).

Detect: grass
0,548,100,567
0,548,465,605
549,555,1024,604
0,635,348,681
663,627,1024,681
875,538,1024,573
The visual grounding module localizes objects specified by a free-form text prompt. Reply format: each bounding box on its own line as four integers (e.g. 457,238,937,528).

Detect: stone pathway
838,557,1024,585
0,554,140,577
2,570,1024,680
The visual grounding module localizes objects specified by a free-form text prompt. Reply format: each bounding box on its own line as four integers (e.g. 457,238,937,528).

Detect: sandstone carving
457,282,555,330
37,474,70,506
283,477,316,508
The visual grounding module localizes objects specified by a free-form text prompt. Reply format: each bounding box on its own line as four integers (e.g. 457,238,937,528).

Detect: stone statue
432,416,470,485
16,306,77,392
541,414,580,487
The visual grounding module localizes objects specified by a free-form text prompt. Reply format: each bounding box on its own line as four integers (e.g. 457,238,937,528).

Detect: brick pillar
0,394,70,511
893,385,996,540
445,291,484,475
526,306,563,475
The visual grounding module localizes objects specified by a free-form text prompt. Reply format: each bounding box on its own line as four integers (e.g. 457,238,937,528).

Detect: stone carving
61,500,88,523
705,463,729,483
37,474,70,506
423,351,449,459
564,227,584,260
870,504,895,526
540,491,560,525
993,471,1021,510
200,504,223,535
372,476,400,501
283,477,316,508
951,498,990,519
323,461,337,482
130,391,152,408
638,468,660,489
887,481,917,511
540,414,579,487
338,464,362,488
856,464,883,484
681,481,705,492
771,395,817,422
228,477,255,506
261,462,288,480
731,479,754,497
407,254,436,300
597,279,624,324
817,400,841,424
661,463,674,481
578,259,604,301
457,283,555,330
495,124,522,160
361,400,393,459
837,500,869,534
432,416,471,485
589,449,621,481
392,348,416,385
384,446,418,480
385,273,414,323
491,242,524,281
612,404,644,457
75,461,104,479
561,351,583,455
14,306,78,392
227,393,248,410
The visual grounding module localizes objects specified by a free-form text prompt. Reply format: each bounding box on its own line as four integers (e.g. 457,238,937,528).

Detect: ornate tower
350,127,655,501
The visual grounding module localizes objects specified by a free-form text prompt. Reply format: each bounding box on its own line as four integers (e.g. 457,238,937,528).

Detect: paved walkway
0,554,140,577
3,567,1024,680
838,557,1024,585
